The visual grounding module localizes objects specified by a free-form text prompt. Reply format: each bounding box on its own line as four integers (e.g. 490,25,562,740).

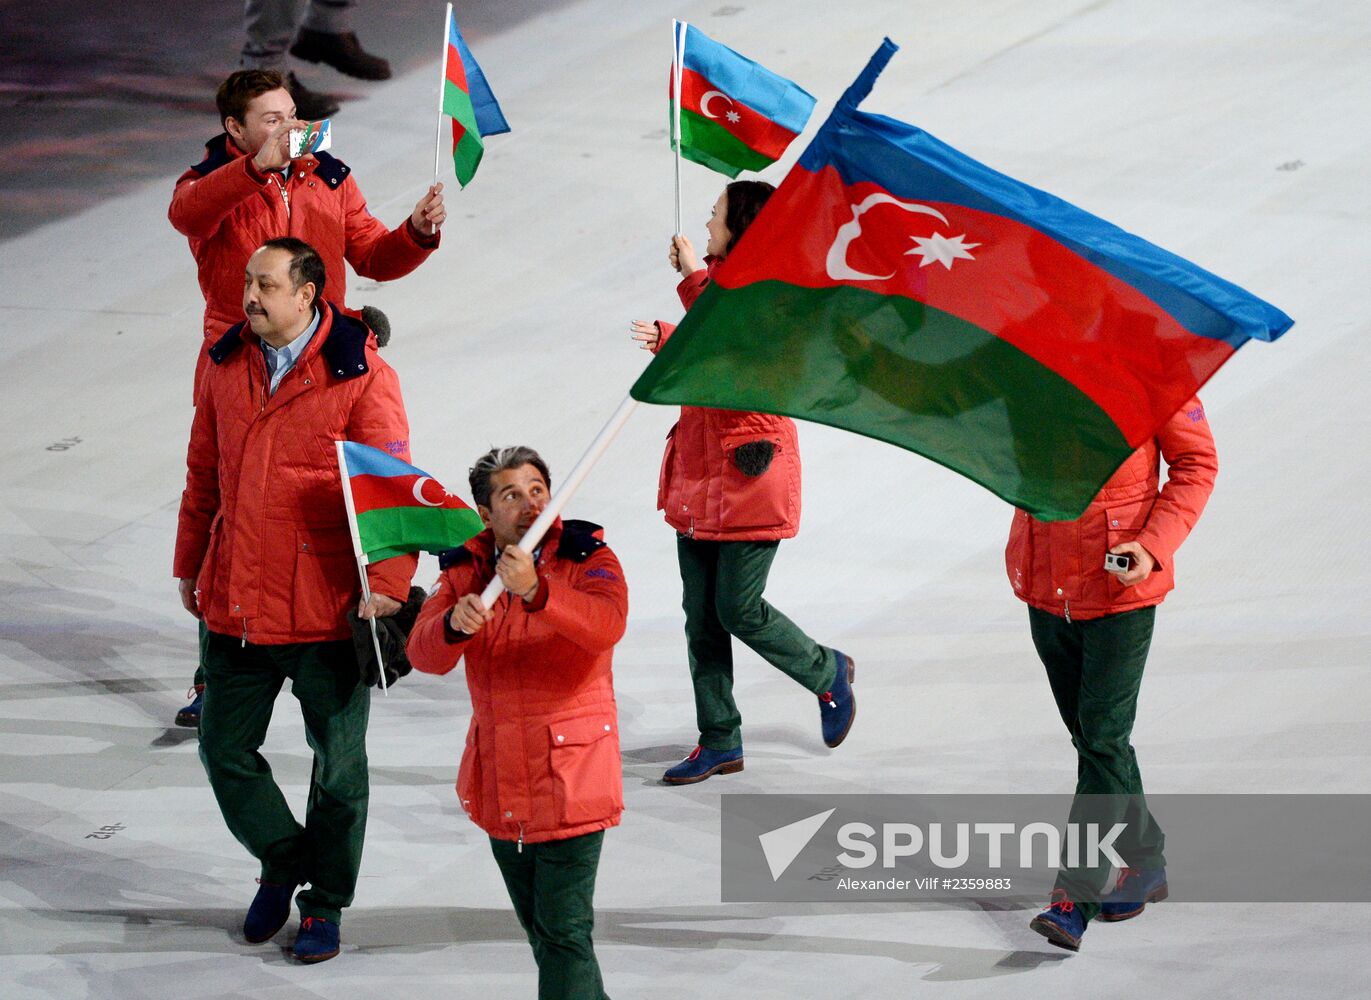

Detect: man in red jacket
1007,397,1218,952
408,446,628,1000
169,67,443,726
175,238,417,963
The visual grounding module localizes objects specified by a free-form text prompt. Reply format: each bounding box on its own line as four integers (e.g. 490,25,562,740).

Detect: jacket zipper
517,822,524,854
1064,598,1071,623
241,619,248,648
270,173,291,219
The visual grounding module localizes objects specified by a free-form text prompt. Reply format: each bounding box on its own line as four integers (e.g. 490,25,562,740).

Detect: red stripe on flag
445,43,470,92
349,473,474,517
452,116,468,147
718,165,1234,444
674,66,798,160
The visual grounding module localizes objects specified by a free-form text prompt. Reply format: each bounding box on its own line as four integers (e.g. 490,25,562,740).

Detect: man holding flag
174,237,416,963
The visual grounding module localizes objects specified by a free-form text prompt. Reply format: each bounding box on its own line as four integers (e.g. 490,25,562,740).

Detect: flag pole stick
672,20,685,235
478,395,640,609
336,441,389,695
433,2,454,188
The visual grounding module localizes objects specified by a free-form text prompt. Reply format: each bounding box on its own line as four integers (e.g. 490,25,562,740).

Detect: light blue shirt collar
260,308,321,395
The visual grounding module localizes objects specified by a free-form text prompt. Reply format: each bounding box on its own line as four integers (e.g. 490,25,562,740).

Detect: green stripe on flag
443,82,480,135
356,505,485,562
630,280,1133,521
452,128,484,188
675,109,776,178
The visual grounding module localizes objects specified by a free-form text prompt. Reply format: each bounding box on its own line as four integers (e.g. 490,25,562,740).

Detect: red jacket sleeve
174,386,221,579
676,268,710,309
340,177,439,282
168,158,269,240
346,357,419,601
1137,396,1218,570
408,567,473,675
527,546,629,654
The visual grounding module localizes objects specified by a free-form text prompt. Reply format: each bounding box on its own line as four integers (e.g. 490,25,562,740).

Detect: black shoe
291,29,392,81
286,72,340,120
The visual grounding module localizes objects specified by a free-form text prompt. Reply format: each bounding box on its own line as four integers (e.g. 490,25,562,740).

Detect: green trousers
676,536,834,751
490,831,609,1000
199,630,370,924
1029,605,1166,922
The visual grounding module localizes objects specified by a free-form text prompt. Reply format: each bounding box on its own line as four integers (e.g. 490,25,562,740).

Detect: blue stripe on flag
450,18,511,137
677,22,815,135
341,441,431,480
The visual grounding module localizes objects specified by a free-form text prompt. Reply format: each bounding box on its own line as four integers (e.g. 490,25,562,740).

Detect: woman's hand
669,234,702,276
629,319,660,351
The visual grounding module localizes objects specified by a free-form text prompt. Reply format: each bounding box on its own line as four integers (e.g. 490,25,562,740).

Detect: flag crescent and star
825,193,983,281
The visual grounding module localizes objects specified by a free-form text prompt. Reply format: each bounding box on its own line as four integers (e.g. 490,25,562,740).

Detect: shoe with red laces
662,745,744,785
818,650,856,748
1030,889,1086,951
1099,866,1168,921
292,916,341,963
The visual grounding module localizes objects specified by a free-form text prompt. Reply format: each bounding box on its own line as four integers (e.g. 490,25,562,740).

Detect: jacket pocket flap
1104,503,1148,533
549,716,615,748
721,432,782,453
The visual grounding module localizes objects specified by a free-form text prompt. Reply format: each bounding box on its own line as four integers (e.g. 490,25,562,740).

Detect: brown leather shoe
285,72,339,119
290,29,392,81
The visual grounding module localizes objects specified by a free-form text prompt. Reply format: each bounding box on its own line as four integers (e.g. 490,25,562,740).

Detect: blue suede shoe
1029,889,1087,951
819,650,856,748
292,916,341,963
174,686,203,728
662,745,744,785
243,879,296,943
1099,866,1169,922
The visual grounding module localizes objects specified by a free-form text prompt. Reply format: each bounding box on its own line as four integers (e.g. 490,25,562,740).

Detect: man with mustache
174,238,416,963
408,446,628,999
169,67,444,727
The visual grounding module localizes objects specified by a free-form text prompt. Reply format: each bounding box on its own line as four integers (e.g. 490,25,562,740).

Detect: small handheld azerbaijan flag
635,39,1293,522
336,441,485,563
442,4,510,187
671,21,815,178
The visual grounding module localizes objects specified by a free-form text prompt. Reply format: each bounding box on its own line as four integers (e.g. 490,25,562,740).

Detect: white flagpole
336,441,389,695
433,2,455,187
478,395,640,609
672,19,685,235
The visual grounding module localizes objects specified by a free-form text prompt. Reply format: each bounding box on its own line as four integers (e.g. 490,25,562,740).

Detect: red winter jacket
1005,396,1217,621
174,304,418,644
653,259,802,541
168,133,439,395
408,519,628,846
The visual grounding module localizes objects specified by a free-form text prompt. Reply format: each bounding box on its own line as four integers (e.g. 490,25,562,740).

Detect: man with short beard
174,238,416,963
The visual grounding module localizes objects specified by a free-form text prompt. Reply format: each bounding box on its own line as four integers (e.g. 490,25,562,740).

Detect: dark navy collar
208,303,371,381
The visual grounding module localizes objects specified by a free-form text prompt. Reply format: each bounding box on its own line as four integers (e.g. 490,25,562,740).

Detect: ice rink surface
2,1,1368,997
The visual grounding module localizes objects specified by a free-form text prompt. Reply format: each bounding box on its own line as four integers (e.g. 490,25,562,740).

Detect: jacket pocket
1103,500,1169,603
658,424,678,513
456,721,482,819
717,433,789,531
548,714,623,827
291,526,355,634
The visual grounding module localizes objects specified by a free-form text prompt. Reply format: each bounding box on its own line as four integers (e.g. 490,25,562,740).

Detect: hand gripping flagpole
671,19,686,235
336,441,390,695
433,2,455,187
477,395,640,609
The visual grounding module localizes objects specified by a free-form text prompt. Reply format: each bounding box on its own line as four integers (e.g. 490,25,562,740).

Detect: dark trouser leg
193,619,207,690
198,631,304,885
287,639,370,924
677,537,740,751
713,540,833,693
1029,605,1162,922
492,832,609,1000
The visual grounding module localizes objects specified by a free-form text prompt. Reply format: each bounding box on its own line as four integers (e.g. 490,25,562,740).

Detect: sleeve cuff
443,609,476,643
406,218,440,248
521,576,549,611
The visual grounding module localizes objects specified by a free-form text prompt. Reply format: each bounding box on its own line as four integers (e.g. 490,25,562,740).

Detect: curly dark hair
722,180,777,256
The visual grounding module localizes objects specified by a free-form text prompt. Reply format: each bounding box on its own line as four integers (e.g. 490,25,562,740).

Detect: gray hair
468,446,551,508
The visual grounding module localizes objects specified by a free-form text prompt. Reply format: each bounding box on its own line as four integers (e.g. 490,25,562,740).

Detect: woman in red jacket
631,181,855,785
1010,397,1218,952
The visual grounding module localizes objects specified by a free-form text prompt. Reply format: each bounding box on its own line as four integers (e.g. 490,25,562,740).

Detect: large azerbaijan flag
633,39,1293,521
